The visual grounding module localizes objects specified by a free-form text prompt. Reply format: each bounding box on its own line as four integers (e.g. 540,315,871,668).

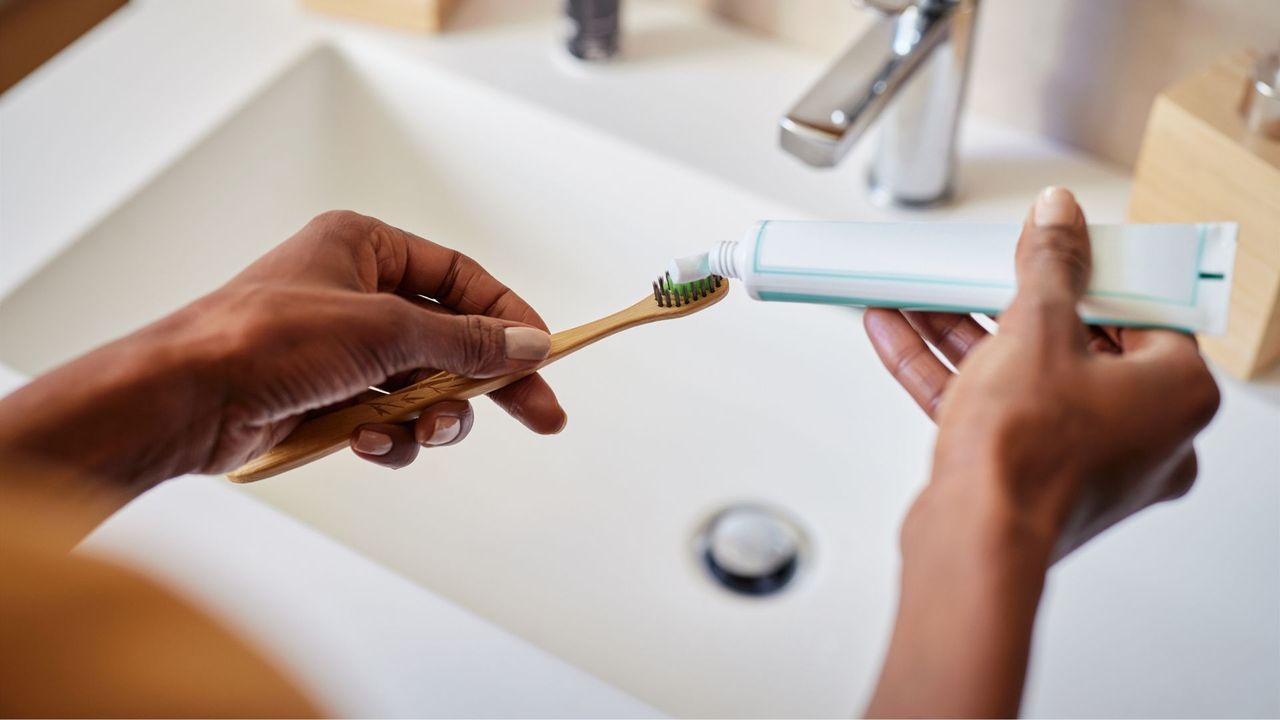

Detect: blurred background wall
689,0,1280,168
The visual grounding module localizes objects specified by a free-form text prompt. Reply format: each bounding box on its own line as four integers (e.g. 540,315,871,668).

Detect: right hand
862,187,1222,717
864,186,1221,561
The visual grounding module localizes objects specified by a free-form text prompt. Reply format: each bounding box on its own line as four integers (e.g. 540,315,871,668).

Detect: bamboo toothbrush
227,274,729,482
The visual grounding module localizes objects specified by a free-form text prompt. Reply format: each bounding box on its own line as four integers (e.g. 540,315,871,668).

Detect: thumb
372,295,551,379
1003,186,1091,344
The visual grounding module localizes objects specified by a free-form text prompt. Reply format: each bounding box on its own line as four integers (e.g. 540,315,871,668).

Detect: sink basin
0,38,929,717
2,7,1276,716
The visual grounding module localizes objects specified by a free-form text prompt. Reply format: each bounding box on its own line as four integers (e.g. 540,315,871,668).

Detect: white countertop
1,0,1277,717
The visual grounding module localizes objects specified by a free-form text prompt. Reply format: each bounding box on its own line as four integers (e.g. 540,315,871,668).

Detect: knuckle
455,315,503,376
890,343,929,378
358,295,420,373
309,209,366,232
1185,365,1221,429
386,454,416,470
1165,473,1196,501
211,283,284,353
1163,455,1198,501
374,295,415,339
309,209,376,248
367,222,404,279
437,250,479,306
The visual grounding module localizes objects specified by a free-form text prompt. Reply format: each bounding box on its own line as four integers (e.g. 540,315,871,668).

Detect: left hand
0,210,567,508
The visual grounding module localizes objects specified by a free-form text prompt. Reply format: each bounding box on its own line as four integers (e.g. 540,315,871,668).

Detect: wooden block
0,0,128,93
300,0,459,33
1129,50,1280,379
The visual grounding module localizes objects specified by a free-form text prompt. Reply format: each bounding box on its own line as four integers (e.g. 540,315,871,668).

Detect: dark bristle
652,273,727,307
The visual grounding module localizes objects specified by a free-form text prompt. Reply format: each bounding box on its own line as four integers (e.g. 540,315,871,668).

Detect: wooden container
1129,50,1280,380
301,0,460,33
1131,51,1280,381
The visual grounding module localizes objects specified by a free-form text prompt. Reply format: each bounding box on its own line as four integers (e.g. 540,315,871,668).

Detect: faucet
779,0,978,207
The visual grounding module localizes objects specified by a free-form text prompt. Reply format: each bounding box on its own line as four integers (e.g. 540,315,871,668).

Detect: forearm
0,307,222,505
867,485,1054,718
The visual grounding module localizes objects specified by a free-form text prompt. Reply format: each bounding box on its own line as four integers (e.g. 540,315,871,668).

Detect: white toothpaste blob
667,252,712,283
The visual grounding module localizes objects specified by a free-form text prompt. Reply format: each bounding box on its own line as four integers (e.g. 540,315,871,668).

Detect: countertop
0,0,1277,717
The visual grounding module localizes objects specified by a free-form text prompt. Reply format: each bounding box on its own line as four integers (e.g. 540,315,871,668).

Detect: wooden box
1129,50,1280,380
301,0,459,33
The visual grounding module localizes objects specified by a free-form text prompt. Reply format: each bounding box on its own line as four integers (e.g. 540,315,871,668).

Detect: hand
0,210,567,501
863,187,1220,717
867,186,1219,559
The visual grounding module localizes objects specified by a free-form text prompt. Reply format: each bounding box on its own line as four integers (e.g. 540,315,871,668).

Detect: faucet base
866,170,954,209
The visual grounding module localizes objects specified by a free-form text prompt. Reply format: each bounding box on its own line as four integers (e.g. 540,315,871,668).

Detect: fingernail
504,326,551,361
1029,184,1080,226
354,429,392,456
424,415,461,446
1034,186,1077,227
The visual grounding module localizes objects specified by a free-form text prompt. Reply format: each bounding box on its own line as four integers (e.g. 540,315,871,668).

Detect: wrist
902,480,1055,584
908,454,1067,567
871,475,1055,718
0,305,225,491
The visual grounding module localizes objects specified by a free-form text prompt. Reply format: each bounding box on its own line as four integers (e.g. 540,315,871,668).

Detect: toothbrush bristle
653,274,724,308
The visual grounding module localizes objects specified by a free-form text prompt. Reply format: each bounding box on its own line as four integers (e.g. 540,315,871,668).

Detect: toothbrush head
652,272,726,309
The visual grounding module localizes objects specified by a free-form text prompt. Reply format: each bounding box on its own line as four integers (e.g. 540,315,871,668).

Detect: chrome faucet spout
779,0,977,207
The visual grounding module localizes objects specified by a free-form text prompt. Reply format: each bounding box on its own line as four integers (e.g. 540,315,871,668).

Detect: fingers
363,294,551,379
1017,186,1090,299
361,215,551,330
1002,187,1092,349
1112,325,1199,356
1107,328,1220,432
350,380,558,471
901,311,989,368
864,308,952,420
1085,325,1122,355
350,423,419,469
488,373,568,434
414,400,475,447
350,401,477,468
1160,450,1198,502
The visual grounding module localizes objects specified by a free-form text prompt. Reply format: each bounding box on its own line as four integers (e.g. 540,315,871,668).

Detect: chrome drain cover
696,505,806,597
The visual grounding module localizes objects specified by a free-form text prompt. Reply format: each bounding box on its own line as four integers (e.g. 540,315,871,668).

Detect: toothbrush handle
226,299,654,483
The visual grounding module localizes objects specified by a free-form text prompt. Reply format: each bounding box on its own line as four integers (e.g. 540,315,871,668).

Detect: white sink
0,37,927,717
1,2,1276,717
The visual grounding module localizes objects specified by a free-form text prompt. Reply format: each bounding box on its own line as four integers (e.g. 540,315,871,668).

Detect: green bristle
655,273,720,307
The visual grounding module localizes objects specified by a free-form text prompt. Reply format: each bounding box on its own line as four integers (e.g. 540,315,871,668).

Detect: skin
0,209,567,544
0,191,1221,716
0,209,567,716
862,188,1220,717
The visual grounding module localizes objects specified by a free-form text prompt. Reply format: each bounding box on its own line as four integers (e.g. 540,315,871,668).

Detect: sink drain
696,505,806,597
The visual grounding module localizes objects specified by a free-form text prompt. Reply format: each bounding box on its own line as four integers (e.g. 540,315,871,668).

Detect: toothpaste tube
669,220,1237,334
